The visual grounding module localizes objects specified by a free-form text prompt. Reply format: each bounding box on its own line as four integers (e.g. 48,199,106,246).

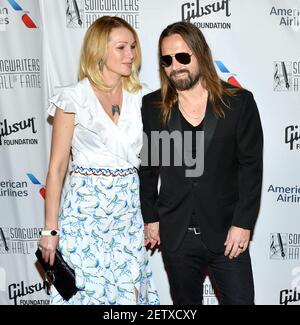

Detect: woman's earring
99,58,104,68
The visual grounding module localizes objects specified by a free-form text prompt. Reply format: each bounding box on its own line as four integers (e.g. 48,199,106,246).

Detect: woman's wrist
44,219,58,230
40,229,60,236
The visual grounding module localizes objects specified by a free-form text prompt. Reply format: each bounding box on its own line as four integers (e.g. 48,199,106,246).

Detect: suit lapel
167,103,183,158
204,100,218,154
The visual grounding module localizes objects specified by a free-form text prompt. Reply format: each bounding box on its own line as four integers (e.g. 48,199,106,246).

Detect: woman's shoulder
51,78,88,99
49,78,92,111
48,79,90,120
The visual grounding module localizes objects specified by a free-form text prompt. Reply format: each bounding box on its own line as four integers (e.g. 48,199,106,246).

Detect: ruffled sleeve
48,88,79,125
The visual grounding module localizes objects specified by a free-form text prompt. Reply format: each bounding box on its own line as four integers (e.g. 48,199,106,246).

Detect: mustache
170,69,190,78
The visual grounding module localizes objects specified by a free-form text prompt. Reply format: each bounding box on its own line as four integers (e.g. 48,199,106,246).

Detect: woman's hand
144,222,160,249
39,235,59,266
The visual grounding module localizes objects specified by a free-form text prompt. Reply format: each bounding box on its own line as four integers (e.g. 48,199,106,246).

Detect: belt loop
187,227,201,235
193,228,201,235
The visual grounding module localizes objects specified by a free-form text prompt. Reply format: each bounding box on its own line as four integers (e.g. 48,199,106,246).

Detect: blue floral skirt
50,167,160,305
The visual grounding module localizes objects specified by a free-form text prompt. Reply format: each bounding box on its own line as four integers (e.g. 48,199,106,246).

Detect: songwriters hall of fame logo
65,0,140,28
0,227,42,255
270,233,288,260
270,233,300,260
66,0,84,28
273,61,300,91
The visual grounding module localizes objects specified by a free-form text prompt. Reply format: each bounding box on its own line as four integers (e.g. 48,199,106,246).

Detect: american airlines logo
7,0,37,28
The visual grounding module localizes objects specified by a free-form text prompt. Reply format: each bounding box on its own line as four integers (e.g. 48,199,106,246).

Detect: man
139,21,263,305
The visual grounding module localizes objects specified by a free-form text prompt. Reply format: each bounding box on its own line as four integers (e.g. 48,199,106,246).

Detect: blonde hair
79,16,142,92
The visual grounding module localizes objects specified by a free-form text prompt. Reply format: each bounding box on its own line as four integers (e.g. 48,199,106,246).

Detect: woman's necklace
111,104,120,116
104,92,122,116
95,88,122,117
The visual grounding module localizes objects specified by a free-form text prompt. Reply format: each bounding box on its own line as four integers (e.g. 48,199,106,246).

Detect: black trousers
162,229,255,305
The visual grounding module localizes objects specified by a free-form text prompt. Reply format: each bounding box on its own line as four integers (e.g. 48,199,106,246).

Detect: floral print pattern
51,168,159,305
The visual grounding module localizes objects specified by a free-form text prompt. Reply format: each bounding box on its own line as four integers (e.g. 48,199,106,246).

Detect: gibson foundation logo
285,125,300,151
66,0,140,29
0,117,38,146
280,288,300,305
270,6,300,32
0,58,41,90
280,267,300,305
0,227,42,255
8,280,50,305
270,233,300,261
273,61,300,91
181,0,231,29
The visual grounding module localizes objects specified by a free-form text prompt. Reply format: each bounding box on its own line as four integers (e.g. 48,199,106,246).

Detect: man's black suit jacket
139,87,263,254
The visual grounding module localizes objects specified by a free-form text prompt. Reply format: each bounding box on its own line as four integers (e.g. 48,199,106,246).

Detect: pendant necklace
111,104,120,116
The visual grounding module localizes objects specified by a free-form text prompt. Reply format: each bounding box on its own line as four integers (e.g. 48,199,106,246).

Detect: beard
169,68,201,91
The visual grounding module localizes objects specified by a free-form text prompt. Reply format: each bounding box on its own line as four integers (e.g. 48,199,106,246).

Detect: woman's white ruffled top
48,78,144,169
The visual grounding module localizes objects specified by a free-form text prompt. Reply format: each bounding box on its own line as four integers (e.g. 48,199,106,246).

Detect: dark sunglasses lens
160,55,172,67
176,53,191,65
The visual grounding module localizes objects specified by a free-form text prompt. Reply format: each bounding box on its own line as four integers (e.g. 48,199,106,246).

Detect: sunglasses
160,52,193,68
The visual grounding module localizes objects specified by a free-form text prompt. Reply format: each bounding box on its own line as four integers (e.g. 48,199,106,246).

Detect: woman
38,16,159,305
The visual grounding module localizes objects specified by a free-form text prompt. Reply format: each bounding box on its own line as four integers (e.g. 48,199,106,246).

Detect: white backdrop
0,0,299,305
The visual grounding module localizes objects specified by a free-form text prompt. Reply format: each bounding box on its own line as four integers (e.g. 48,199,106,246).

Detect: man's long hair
159,21,240,124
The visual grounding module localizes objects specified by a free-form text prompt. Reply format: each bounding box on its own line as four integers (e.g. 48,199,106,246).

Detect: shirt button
193,181,198,187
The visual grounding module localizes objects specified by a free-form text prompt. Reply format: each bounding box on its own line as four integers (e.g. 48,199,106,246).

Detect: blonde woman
39,16,159,305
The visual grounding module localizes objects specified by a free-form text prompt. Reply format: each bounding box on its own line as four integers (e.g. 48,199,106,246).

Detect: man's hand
224,226,250,259
144,222,160,249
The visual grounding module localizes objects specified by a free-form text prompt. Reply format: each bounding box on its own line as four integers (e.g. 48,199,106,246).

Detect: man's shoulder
233,88,253,100
223,83,255,108
221,85,260,123
142,88,162,103
141,89,162,119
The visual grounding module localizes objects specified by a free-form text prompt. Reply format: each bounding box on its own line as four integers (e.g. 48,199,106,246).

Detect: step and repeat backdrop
0,0,299,305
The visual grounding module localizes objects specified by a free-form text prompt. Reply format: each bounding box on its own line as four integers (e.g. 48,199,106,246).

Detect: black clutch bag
35,248,78,301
